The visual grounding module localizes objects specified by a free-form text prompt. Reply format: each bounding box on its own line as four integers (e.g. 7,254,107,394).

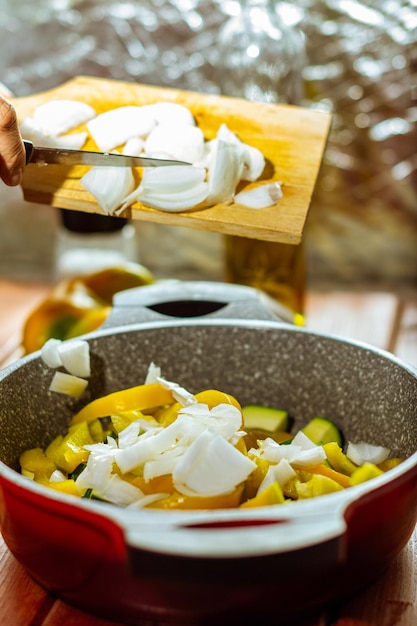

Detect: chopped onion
49,469,67,483
346,441,390,466
122,137,145,156
139,181,209,212
146,102,196,126
32,99,96,136
41,338,63,369
87,106,157,152
58,339,91,378
173,429,256,497
20,117,88,149
49,371,88,397
81,165,135,214
144,362,162,384
290,446,327,468
217,123,265,181
144,123,205,163
141,165,206,194
156,375,197,406
235,182,283,209
206,139,244,205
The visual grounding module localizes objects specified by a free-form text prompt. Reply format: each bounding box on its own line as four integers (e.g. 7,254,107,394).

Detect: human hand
0,95,26,186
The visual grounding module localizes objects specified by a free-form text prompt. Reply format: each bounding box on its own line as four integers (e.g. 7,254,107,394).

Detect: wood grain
11,76,331,244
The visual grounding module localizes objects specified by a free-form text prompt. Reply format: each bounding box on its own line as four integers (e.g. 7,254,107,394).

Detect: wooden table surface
0,279,416,626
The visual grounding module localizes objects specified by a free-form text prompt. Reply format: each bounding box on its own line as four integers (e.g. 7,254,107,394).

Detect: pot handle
108,498,349,569
102,280,295,329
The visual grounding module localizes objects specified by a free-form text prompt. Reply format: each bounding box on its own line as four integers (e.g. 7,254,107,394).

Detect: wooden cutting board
12,76,331,244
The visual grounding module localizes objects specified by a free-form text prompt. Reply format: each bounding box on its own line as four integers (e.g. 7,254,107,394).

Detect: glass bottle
217,0,307,324
55,210,139,279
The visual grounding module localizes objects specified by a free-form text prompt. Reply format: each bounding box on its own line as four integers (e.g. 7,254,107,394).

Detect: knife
23,139,191,168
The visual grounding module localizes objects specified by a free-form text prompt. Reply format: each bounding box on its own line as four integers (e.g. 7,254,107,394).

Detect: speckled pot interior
1,318,416,470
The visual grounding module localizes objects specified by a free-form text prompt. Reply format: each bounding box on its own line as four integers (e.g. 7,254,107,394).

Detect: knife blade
23,139,191,168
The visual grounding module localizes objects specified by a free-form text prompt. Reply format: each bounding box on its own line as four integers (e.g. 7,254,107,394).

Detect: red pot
1,282,416,625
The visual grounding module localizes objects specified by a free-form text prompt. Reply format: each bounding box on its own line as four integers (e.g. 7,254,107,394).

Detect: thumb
0,96,26,186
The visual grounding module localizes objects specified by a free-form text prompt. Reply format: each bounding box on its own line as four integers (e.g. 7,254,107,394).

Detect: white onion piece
144,123,205,163
146,102,196,126
235,182,283,209
81,165,135,214
141,165,206,194
49,371,88,397
346,441,390,466
145,362,162,384
49,470,67,483
122,137,145,156
41,338,63,369
290,446,327,468
217,124,265,181
291,431,319,450
206,139,244,205
139,181,209,212
20,117,88,150
156,375,197,406
87,106,157,152
118,183,144,213
173,429,256,497
58,339,91,378
32,100,96,136
273,458,297,488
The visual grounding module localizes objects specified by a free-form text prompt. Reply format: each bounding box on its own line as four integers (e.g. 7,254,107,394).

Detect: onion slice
58,339,91,378
206,139,244,205
32,99,96,136
139,181,209,212
87,106,156,152
346,441,390,466
144,123,205,163
41,338,63,369
81,165,135,214
235,182,283,209
49,371,88,397
173,429,256,497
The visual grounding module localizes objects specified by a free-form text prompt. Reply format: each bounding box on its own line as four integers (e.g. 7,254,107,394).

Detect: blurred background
0,0,416,292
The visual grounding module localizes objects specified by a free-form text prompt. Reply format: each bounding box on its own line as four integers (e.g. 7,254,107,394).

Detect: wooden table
0,279,416,626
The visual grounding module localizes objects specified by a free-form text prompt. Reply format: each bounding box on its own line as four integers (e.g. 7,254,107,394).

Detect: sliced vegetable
234,183,283,209
302,417,343,446
240,482,285,508
81,165,135,215
346,441,390,466
323,442,358,476
296,474,344,499
31,99,96,136
49,371,88,398
71,383,175,424
242,405,289,433
350,463,384,486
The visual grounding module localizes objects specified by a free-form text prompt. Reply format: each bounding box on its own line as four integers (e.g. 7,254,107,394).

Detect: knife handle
23,139,34,164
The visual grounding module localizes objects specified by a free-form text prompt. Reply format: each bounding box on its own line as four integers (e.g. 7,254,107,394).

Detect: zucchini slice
242,405,289,433
302,416,343,446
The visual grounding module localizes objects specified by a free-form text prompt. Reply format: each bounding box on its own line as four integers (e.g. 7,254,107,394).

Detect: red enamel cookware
0,281,416,625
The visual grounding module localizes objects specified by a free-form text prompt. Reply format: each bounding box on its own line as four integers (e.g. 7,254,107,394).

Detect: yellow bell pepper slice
240,482,285,508
71,383,175,425
296,474,344,498
48,478,81,497
19,447,56,478
306,463,351,488
323,441,358,476
46,421,93,473
350,462,384,486
147,485,244,510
